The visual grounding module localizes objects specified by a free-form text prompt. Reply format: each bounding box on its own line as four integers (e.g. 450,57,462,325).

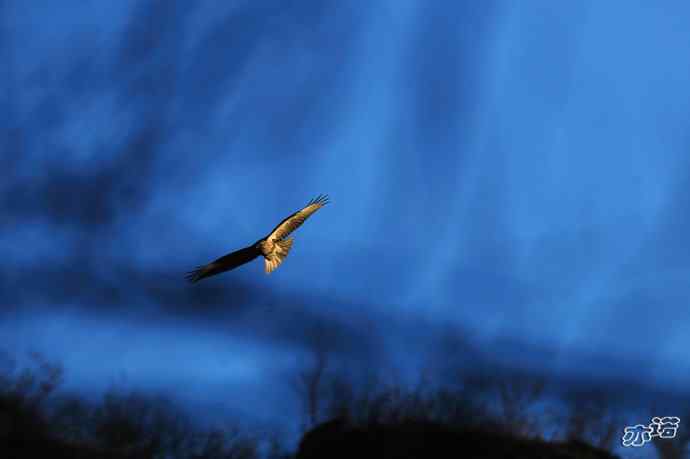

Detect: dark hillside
297,418,620,459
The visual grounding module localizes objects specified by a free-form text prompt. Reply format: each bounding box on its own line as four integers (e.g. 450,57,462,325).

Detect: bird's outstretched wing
266,194,329,242
186,245,261,283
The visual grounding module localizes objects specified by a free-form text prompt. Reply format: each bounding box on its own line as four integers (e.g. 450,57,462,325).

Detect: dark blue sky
3,0,690,440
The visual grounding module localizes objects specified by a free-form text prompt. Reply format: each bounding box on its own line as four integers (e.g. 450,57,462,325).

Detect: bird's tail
265,238,294,274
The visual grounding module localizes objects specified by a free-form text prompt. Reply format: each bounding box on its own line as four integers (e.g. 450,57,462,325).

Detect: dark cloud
1,256,381,363
2,126,160,227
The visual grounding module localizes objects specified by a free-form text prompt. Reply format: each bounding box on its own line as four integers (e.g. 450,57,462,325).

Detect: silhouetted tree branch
0,350,260,459
292,341,330,430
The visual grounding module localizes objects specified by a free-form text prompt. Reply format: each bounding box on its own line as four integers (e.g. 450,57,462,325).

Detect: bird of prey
186,194,329,282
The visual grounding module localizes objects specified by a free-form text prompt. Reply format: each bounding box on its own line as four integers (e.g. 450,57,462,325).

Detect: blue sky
3,0,690,439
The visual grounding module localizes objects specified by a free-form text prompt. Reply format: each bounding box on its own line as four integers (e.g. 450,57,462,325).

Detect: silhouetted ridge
296,418,620,459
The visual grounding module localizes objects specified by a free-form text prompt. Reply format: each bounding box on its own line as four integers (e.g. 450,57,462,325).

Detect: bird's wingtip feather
185,266,205,283
308,194,329,206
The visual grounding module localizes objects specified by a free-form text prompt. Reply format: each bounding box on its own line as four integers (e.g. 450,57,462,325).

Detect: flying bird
186,194,329,282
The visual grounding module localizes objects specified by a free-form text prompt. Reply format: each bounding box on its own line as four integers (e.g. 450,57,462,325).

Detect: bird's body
186,195,328,282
